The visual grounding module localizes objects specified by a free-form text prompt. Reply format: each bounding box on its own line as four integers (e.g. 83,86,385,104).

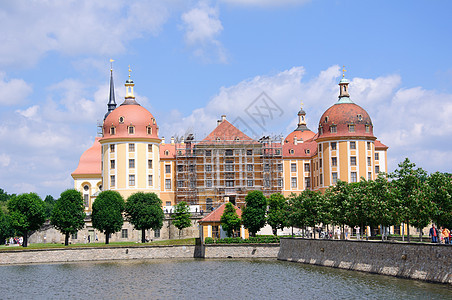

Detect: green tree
44,195,56,219
428,172,452,228
50,189,86,246
390,158,428,242
301,190,325,239
326,180,350,228
220,202,241,237
7,192,46,247
242,190,267,237
0,209,14,244
125,192,164,243
172,201,191,238
267,193,288,236
92,191,125,244
287,193,308,232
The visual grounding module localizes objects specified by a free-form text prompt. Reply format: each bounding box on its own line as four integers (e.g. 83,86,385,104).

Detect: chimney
221,115,226,121
217,120,221,127
294,137,298,145
162,137,165,145
171,137,175,145
281,137,284,145
181,137,185,144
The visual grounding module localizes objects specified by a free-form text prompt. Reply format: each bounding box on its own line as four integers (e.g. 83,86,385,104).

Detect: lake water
0,258,450,299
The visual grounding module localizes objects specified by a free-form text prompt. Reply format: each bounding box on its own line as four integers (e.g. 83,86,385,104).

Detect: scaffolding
175,136,283,211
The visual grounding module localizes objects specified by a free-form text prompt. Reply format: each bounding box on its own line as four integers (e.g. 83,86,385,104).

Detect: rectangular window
375,153,379,160
129,159,135,169
129,175,135,186
247,164,253,172
351,172,357,183
350,141,356,149
319,159,322,168
177,180,183,188
367,142,371,150
225,149,233,156
121,229,128,239
110,175,115,187
148,144,152,152
71,232,77,240
320,174,323,185
226,180,234,187
291,163,296,172
332,157,337,166
305,178,311,188
330,125,337,133
206,179,212,187
110,144,115,152
205,165,212,172
154,229,160,238
318,144,322,152
225,163,234,172
205,150,211,156
165,179,171,189
331,142,337,150
277,179,283,187
375,165,380,174
291,177,297,188
110,127,116,135
128,126,135,134
165,201,171,206
264,164,270,172
84,194,89,207
350,156,356,166
304,163,310,172
367,157,371,166
165,165,171,174
332,172,338,184
278,164,283,172
177,165,183,172
147,126,152,135
368,172,372,181
110,160,115,169
246,149,252,155
247,180,253,187
148,159,153,169
148,175,153,186
349,124,355,132
129,143,135,152
365,125,370,133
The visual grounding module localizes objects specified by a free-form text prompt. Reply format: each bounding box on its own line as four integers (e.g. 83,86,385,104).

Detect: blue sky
0,0,451,198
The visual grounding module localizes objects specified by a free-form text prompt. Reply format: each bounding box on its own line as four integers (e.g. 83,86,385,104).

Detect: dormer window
305,149,310,154
235,137,240,141
330,125,337,133
325,116,329,123
165,150,169,156
119,116,125,124
289,149,294,154
348,124,355,132
110,126,116,135
128,126,135,134
216,137,221,142
365,124,370,133
357,114,363,121
319,127,323,135
147,126,152,135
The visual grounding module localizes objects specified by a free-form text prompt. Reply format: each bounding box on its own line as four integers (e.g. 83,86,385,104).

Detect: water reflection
1,259,450,299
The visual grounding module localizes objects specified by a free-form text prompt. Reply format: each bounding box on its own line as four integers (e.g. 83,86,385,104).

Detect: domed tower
99,67,161,199
314,72,385,190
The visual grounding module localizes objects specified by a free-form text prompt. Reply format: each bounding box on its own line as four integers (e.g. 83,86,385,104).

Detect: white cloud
0,72,33,106
221,0,311,7
0,153,10,167
181,1,226,63
0,1,173,67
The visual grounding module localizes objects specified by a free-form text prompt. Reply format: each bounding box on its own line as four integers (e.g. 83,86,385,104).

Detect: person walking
442,227,450,244
429,224,439,243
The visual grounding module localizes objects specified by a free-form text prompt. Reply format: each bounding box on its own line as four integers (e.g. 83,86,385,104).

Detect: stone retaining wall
203,244,280,258
278,238,452,284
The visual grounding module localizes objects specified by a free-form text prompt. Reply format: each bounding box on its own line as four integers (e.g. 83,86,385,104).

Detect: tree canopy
51,189,86,246
267,193,288,236
242,190,267,237
220,202,241,238
172,201,191,238
125,192,164,243
91,191,125,244
7,192,46,247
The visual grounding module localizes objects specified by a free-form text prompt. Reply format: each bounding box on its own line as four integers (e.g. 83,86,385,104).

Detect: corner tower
99,68,161,199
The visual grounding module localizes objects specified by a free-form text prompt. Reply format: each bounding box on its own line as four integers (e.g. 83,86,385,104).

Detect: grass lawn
0,238,196,251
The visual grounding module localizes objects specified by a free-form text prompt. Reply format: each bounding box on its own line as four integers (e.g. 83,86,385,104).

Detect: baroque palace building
72,69,388,213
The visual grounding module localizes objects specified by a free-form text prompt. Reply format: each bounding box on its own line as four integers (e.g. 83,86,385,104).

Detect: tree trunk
272,228,277,236
65,233,70,246
291,226,293,237
105,232,110,244
381,225,384,241
401,223,404,241
407,221,411,243
142,229,146,243
22,231,28,247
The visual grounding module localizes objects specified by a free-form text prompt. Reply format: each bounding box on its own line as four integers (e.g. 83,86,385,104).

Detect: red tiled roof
160,143,176,159
375,140,388,150
282,139,317,158
199,119,257,145
72,138,102,176
199,203,243,223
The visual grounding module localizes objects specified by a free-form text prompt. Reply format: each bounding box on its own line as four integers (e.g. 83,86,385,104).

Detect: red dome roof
100,103,159,141
284,129,315,145
72,138,102,176
317,103,375,140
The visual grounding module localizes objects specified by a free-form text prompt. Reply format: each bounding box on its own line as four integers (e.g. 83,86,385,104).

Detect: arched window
110,126,116,135
128,126,135,134
147,126,152,135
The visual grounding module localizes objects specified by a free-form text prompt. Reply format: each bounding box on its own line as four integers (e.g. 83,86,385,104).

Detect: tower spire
104,59,117,120
295,100,310,131
337,65,353,104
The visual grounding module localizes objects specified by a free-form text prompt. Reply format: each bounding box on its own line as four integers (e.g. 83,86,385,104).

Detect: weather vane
109,59,114,71
342,65,347,78
300,99,304,109
128,65,132,78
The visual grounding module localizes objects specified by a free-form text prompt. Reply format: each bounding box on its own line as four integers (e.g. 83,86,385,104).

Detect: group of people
429,224,450,244
5,237,23,246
